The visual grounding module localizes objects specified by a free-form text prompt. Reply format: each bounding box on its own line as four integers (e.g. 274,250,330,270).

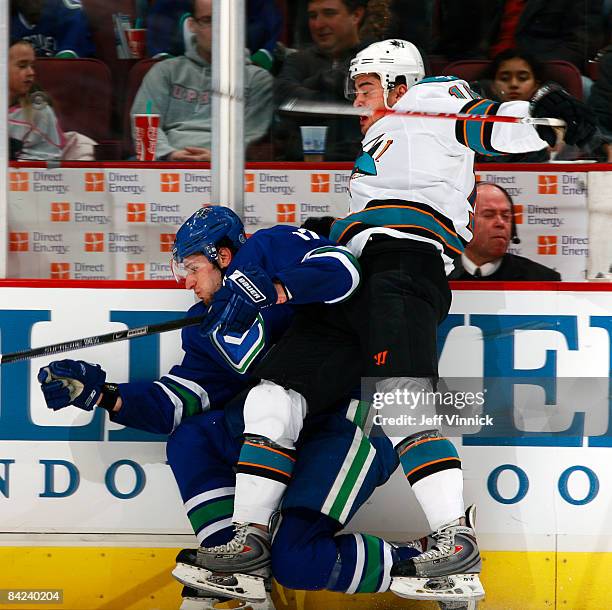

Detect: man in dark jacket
449,181,561,281
273,0,369,161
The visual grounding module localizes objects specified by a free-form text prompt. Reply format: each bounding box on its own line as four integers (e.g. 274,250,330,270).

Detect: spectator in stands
273,0,390,161
435,0,594,70
131,0,273,162
588,45,612,161
471,49,550,163
9,39,65,160
10,0,95,58
449,182,561,281
146,0,283,71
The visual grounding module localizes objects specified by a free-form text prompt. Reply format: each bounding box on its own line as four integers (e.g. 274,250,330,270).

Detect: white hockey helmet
345,39,425,104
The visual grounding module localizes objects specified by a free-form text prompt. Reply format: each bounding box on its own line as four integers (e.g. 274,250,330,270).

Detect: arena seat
34,58,113,142
443,59,584,99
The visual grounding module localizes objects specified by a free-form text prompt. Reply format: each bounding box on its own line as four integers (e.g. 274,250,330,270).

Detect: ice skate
173,523,271,603
390,505,485,603
179,585,275,610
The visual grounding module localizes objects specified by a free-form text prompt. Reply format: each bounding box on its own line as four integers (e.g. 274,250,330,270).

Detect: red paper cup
133,113,160,161
126,28,146,59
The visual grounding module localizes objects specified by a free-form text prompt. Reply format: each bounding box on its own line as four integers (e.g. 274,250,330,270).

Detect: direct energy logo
161,173,180,192
160,233,175,252
127,203,147,222
538,235,558,255
245,174,256,193
311,173,330,193
9,232,29,252
277,204,296,223
538,175,558,195
51,202,71,222
10,172,29,191
85,172,105,192
50,262,70,279
513,204,523,224
84,232,105,252
126,263,145,280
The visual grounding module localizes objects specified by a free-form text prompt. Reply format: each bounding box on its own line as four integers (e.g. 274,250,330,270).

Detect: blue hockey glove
38,359,106,411
200,264,278,337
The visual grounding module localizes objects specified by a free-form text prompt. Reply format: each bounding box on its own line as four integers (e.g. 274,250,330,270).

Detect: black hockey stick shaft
0,314,205,365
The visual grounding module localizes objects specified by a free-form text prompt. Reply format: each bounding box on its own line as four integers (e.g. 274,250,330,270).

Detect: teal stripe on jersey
415,76,461,84
399,437,459,475
463,100,504,156
331,206,464,253
239,442,295,478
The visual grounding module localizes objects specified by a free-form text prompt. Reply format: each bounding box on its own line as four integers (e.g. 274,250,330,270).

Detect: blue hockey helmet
172,206,246,264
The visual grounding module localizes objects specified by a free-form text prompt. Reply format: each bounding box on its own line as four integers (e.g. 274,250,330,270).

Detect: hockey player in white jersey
192,39,596,606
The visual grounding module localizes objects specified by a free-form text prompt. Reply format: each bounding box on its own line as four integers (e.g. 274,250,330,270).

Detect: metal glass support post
211,0,245,217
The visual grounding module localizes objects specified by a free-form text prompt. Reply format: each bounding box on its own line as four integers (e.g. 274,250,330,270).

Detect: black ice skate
173,523,271,603
390,505,485,603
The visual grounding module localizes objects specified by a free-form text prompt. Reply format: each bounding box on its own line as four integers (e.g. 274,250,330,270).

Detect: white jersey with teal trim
338,76,548,273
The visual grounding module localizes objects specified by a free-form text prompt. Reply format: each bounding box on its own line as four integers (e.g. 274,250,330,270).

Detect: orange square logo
50,202,71,222
50,262,70,279
161,173,180,192
537,235,558,255
245,174,256,193
10,172,29,192
126,262,145,280
160,233,175,252
311,173,330,193
127,203,147,222
9,232,29,252
277,203,296,223
538,175,558,195
84,232,105,252
85,172,105,192
513,204,523,225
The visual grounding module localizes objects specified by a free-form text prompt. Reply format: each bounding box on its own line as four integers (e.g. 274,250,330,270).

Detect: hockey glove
38,359,106,411
200,264,278,337
530,83,597,147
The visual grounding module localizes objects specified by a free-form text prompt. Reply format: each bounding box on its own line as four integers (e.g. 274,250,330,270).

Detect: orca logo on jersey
229,270,267,303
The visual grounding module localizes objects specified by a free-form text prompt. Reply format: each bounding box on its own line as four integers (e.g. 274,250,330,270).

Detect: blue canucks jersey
110,226,361,434
12,0,95,58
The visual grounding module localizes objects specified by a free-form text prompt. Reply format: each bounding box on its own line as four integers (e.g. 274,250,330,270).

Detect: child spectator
9,39,65,160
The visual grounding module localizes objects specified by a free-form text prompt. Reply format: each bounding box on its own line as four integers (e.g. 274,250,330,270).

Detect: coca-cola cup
126,28,146,59
133,113,160,161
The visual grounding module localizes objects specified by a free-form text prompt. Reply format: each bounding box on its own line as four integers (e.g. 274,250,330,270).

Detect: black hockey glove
530,83,597,147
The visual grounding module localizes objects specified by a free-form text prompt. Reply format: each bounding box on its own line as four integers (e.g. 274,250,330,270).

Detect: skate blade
391,573,485,602
172,562,213,589
180,596,259,610
177,570,268,604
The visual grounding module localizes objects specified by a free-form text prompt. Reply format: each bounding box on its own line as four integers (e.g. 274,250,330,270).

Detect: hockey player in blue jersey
190,41,598,606
11,0,95,58
38,207,426,608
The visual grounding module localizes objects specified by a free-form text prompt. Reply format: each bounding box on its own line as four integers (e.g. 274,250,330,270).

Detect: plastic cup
126,28,147,59
300,125,327,162
133,114,160,161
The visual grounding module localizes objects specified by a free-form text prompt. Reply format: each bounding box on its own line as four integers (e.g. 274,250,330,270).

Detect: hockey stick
0,314,205,365
280,99,566,127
